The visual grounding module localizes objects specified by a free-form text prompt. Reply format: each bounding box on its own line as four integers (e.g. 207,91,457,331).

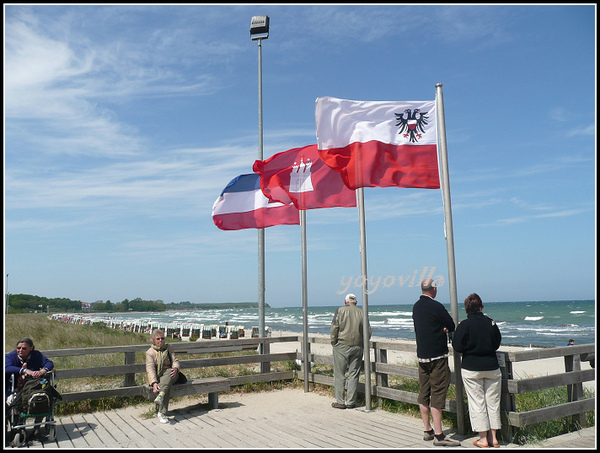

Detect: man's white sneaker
154,392,164,405
157,412,169,424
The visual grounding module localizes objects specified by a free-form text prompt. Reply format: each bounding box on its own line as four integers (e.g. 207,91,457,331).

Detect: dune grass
5,313,149,352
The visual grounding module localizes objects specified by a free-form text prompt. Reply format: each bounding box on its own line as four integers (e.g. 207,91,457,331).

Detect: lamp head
250,15,269,40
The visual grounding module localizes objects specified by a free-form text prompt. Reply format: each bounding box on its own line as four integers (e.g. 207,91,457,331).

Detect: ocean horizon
72,299,595,349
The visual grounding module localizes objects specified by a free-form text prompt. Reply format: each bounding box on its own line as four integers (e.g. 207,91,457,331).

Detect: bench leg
208,392,219,409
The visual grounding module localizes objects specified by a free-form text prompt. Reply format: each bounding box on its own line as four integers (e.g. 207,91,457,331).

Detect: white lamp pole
251,16,270,355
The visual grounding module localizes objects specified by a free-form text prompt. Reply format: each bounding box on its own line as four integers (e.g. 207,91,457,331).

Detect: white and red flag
315,96,440,190
253,144,356,210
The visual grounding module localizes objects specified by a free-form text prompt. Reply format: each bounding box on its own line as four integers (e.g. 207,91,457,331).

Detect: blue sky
4,4,596,308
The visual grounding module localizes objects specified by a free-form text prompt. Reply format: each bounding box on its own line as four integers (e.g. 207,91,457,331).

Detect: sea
82,299,595,348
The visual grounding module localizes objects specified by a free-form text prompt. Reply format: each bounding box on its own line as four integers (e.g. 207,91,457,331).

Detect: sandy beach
269,330,595,391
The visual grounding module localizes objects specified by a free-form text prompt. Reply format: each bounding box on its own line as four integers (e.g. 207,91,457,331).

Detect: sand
269,330,595,391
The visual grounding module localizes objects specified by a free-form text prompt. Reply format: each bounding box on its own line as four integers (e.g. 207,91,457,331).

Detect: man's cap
345,293,357,302
420,279,437,291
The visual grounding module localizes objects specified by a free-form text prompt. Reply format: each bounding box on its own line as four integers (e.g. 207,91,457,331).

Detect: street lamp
251,15,269,371
250,15,269,40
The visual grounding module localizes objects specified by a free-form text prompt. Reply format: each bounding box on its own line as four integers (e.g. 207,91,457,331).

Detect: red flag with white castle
253,144,356,210
315,96,441,190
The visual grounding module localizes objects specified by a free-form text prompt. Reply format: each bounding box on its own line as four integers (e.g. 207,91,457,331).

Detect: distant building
81,302,91,312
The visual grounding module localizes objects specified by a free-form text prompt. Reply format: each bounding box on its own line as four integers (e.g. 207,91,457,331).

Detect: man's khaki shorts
417,357,451,409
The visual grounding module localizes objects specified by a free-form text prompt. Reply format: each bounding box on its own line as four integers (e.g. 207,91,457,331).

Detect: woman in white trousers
452,293,502,448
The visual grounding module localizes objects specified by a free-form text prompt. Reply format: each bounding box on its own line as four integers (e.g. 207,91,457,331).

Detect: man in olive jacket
330,293,371,409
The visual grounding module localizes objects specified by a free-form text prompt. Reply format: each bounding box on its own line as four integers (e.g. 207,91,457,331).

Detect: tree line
7,294,165,313
6,294,261,313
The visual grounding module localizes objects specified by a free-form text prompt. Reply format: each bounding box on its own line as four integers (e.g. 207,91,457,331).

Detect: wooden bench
143,376,230,409
44,337,298,405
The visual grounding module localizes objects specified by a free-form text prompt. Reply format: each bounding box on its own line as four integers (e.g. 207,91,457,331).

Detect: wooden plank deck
8,388,596,449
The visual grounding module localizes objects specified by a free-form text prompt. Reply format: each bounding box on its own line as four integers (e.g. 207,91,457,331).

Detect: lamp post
250,16,269,347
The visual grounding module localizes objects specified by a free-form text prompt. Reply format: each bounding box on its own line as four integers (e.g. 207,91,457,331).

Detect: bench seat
144,376,230,409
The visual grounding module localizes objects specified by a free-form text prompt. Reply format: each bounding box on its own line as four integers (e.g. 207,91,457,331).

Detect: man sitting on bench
146,329,180,424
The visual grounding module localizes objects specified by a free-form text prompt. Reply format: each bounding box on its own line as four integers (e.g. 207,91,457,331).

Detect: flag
253,144,356,210
212,173,300,230
315,96,440,190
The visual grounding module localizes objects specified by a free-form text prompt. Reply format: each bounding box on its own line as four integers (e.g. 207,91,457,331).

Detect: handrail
297,338,595,442
41,336,299,403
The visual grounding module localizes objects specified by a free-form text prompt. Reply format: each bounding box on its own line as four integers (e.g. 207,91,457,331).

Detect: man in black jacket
412,279,460,447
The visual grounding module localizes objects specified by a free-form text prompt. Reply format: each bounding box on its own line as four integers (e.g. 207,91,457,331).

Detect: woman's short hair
464,293,483,314
151,329,164,340
16,337,35,349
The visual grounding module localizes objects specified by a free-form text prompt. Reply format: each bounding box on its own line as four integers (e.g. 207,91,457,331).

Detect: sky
3,4,596,308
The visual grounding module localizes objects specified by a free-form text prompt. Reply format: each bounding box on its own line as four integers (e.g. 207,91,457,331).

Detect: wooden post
208,392,219,409
564,353,586,427
260,339,271,374
374,343,388,389
498,351,515,442
124,352,136,387
301,339,311,391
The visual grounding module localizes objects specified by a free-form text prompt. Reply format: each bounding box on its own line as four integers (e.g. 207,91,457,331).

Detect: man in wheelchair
5,337,59,445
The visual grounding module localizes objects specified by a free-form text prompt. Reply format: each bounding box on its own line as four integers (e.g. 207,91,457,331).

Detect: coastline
270,330,596,391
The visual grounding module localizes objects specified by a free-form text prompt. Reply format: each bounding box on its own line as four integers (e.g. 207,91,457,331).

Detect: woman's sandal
473,440,490,448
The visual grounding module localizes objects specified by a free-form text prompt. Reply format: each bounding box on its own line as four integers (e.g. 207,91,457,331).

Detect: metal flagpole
435,83,465,434
357,187,372,411
300,210,310,392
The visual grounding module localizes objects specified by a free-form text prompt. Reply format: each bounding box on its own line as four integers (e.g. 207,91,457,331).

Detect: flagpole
435,83,465,434
357,187,372,411
300,210,310,392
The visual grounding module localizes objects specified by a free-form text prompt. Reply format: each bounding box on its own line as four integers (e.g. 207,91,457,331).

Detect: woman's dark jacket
452,312,502,371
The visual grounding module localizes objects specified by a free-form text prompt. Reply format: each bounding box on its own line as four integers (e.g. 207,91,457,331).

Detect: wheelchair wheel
5,416,15,443
47,424,56,442
11,429,27,447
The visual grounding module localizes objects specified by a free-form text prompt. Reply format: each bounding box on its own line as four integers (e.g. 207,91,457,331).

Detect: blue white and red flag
212,173,300,230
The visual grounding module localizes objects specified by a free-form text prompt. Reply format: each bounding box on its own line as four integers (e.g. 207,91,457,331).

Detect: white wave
385,319,414,326
570,311,586,314
535,331,564,337
509,325,591,334
524,316,544,321
375,311,413,317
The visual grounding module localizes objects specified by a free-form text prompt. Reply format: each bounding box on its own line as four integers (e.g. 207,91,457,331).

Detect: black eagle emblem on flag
395,109,430,143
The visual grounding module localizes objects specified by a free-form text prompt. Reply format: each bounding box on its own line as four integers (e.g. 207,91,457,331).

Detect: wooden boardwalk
8,388,596,449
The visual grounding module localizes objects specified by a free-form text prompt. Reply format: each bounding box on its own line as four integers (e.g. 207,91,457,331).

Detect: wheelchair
5,371,58,447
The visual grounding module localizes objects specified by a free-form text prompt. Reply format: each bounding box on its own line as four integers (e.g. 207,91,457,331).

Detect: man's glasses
155,337,165,340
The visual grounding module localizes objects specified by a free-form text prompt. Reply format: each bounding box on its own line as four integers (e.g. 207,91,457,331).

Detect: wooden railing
34,334,595,442
497,343,595,439
298,337,595,441
43,336,298,403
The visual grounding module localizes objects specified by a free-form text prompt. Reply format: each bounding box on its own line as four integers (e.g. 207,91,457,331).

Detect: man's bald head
421,279,437,297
